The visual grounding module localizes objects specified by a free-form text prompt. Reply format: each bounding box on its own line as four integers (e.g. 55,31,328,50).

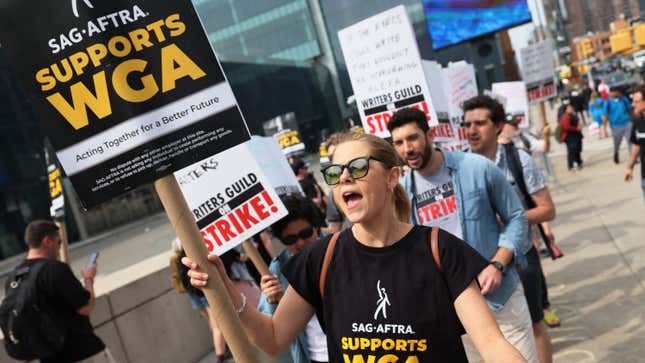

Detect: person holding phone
8,220,115,362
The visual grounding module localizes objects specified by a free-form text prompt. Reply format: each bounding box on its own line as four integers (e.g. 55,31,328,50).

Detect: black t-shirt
15,259,105,362
282,226,488,363
630,114,645,178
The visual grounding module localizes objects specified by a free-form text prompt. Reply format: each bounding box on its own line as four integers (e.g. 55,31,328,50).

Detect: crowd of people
8,83,644,363
175,92,599,363
557,79,645,197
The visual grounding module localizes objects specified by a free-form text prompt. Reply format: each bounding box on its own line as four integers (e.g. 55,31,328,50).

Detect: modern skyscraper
193,0,322,62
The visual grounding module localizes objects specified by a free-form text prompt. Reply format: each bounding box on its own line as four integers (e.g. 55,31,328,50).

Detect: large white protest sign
176,142,287,256
492,82,530,129
520,40,556,103
339,5,438,138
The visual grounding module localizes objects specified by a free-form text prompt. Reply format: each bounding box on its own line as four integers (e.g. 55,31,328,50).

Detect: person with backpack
0,220,112,362
183,133,527,363
559,104,584,171
605,88,634,164
462,96,557,363
498,117,563,329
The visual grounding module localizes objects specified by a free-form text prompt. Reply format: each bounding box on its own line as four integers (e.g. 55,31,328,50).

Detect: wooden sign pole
241,240,270,276
56,220,70,264
154,175,259,363
540,101,548,127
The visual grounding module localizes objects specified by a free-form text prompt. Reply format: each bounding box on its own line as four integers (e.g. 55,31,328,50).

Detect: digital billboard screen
423,0,532,49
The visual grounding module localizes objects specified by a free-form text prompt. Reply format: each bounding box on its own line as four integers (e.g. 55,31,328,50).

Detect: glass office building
193,0,341,149
0,48,51,259
194,0,321,62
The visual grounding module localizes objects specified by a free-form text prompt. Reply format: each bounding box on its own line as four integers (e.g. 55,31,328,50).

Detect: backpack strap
429,227,441,271
319,232,340,298
502,143,536,210
10,260,48,282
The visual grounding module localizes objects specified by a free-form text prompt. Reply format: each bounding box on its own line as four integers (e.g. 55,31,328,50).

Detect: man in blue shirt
388,108,536,362
605,88,633,164
465,95,557,363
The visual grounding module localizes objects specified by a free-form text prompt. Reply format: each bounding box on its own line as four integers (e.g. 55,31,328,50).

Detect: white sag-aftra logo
373,280,391,320
72,0,94,17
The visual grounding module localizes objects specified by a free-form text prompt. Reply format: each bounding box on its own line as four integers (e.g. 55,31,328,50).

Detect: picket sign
338,5,438,138
176,142,288,260
492,82,530,129
422,61,453,142
520,40,557,104
47,162,70,264
0,0,260,360
423,60,478,149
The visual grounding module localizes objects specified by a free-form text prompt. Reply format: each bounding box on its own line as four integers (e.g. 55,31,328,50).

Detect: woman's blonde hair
335,133,411,223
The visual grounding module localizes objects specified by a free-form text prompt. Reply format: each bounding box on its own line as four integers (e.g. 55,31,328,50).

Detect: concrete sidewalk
539,134,645,363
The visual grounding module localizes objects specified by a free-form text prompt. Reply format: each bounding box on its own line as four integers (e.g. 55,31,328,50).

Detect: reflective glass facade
193,0,321,62
0,48,51,259
193,0,340,150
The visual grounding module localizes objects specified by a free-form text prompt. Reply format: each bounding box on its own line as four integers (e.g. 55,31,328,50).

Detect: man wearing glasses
3,220,112,362
625,85,645,198
388,108,537,363
257,195,328,363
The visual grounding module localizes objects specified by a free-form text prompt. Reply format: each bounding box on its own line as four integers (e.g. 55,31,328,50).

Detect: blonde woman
184,133,526,362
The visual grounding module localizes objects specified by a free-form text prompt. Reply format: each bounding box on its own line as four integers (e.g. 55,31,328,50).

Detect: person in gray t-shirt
464,94,556,363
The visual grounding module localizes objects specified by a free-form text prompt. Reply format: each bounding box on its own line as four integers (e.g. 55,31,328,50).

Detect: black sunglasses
320,156,383,186
281,227,315,245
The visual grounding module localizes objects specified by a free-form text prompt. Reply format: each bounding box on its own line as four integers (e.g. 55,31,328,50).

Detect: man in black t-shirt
14,220,110,362
625,86,645,199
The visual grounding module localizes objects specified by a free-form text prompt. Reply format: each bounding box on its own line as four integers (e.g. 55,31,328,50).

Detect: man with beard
388,108,537,363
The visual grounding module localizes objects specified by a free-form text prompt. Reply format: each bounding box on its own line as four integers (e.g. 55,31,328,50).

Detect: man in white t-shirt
464,95,556,363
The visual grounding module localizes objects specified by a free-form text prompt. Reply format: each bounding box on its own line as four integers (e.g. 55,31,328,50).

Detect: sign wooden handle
154,175,258,363
242,240,270,276
540,101,548,127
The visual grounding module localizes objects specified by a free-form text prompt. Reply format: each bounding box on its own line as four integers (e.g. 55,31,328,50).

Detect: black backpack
0,260,66,360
